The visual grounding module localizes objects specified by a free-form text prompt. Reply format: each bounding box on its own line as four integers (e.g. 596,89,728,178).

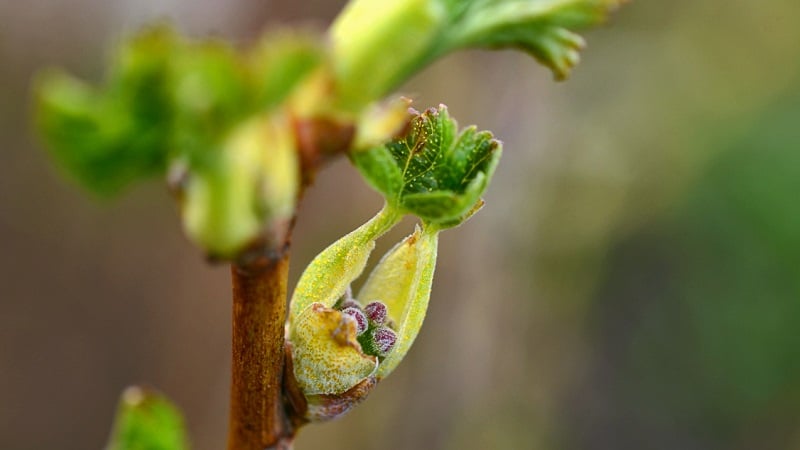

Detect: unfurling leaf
438,0,625,79
35,25,325,259
329,0,624,106
35,26,178,195
351,105,501,227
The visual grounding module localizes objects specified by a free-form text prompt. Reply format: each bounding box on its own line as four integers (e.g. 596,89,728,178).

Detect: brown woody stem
228,254,294,450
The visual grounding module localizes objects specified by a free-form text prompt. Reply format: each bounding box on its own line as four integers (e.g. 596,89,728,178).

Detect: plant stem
228,253,293,450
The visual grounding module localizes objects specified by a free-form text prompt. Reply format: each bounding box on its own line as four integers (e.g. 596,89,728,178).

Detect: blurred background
2,1,800,449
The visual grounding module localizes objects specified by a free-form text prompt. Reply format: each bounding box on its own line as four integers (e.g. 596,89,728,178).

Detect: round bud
363,301,388,325
341,307,368,335
371,327,397,357
339,298,363,311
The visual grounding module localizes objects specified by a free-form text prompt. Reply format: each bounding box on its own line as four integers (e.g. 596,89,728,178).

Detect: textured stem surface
228,255,293,450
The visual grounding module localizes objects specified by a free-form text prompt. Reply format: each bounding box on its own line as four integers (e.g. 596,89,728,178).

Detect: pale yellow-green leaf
181,113,298,257
289,204,401,324
352,97,413,150
290,303,378,395
358,225,439,379
259,113,299,221
331,0,445,111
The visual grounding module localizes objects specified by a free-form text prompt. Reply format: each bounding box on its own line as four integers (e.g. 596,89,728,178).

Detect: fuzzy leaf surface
351,105,501,226
439,0,625,79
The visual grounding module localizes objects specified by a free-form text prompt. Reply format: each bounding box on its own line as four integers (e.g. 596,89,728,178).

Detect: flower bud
363,301,388,325
341,307,368,335
287,211,442,419
359,326,396,358
338,298,363,310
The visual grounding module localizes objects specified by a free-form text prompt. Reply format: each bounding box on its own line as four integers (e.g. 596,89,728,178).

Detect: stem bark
228,254,293,450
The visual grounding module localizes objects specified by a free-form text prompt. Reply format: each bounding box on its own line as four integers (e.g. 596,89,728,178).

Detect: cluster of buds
337,296,397,359
286,206,440,421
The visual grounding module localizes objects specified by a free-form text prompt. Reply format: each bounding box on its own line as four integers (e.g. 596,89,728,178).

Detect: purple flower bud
363,301,388,325
339,298,363,311
371,327,396,357
341,307,368,335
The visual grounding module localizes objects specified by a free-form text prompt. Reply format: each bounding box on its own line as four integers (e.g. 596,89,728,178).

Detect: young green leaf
437,0,626,80
107,387,188,450
35,26,178,195
350,105,501,227
329,0,623,109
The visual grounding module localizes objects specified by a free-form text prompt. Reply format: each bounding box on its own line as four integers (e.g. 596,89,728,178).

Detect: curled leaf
439,0,625,79
289,204,401,324
290,303,378,395
358,225,439,379
351,105,501,227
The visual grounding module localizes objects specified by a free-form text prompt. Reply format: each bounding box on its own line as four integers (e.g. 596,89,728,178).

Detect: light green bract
358,225,439,379
289,205,402,325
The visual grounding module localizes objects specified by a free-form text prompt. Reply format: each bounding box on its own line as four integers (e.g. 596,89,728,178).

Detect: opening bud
363,301,388,326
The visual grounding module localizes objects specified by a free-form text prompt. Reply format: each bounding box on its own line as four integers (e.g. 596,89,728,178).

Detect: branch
228,253,293,450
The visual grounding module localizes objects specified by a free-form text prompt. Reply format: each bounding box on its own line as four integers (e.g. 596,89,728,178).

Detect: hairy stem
228,254,293,450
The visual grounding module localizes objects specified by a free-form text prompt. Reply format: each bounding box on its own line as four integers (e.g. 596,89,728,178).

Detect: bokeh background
2,1,800,449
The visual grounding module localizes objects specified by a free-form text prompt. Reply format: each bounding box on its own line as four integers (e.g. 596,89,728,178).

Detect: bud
358,326,397,358
287,212,441,419
180,113,298,258
338,298,363,310
330,0,445,111
341,307,368,335
363,301,388,325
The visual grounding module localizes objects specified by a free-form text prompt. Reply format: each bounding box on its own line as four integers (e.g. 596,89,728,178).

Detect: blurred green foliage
36,25,322,196
583,84,800,448
107,387,188,450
